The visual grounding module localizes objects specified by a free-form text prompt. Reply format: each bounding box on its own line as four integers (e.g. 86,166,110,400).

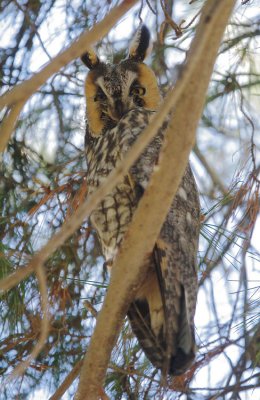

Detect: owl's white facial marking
120,70,138,103
95,67,141,122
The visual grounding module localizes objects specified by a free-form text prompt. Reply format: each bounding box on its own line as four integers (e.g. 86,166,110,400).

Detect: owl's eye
129,83,146,97
94,87,107,102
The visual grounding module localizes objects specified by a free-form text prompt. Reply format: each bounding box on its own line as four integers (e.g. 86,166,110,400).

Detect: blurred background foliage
0,0,259,399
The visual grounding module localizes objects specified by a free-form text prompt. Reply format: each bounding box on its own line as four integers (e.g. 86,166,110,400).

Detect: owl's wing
127,165,200,375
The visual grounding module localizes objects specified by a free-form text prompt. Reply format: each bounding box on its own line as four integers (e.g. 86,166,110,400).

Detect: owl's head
81,25,161,137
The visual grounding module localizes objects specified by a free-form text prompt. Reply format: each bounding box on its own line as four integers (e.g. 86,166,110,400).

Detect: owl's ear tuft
81,48,100,70
128,25,152,62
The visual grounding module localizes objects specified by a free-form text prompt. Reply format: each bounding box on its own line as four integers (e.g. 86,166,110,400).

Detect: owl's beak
109,99,125,121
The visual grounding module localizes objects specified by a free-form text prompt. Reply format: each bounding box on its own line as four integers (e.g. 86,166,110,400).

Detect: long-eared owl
81,25,200,375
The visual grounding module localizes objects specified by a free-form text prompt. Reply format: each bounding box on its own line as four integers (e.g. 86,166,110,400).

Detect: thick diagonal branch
75,1,236,399
0,0,138,151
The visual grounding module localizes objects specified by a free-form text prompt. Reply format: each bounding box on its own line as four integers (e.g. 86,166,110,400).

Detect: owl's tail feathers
127,299,165,370
127,295,196,375
169,347,195,375
168,288,196,375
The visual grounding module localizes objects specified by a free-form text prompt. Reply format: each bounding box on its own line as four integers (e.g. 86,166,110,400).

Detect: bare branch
0,101,25,152
49,360,83,400
0,0,138,151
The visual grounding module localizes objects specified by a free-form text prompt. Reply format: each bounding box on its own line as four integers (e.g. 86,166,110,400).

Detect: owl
81,25,200,376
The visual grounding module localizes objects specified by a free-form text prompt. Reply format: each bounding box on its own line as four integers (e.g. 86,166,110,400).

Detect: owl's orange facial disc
137,64,161,111
85,71,105,136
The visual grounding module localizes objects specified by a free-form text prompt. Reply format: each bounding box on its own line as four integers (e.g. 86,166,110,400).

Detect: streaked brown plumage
81,25,200,375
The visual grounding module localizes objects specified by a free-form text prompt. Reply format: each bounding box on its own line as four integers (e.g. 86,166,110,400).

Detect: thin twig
180,9,202,30
194,144,228,195
83,300,98,318
160,0,183,38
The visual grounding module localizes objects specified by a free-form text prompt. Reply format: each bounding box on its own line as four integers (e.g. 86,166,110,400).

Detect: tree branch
49,360,83,400
0,101,25,152
0,0,138,152
75,1,236,399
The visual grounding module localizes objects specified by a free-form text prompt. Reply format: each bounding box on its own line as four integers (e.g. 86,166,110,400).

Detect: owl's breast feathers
85,108,200,375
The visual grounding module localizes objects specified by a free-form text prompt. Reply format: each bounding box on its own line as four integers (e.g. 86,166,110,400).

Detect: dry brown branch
160,0,183,38
0,0,138,152
83,300,98,318
75,1,236,399
0,101,25,152
49,360,83,400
